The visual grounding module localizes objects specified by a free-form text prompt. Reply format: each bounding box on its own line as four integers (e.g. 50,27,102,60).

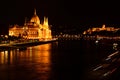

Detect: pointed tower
30,8,40,24
43,16,48,26
34,8,36,15
24,17,27,25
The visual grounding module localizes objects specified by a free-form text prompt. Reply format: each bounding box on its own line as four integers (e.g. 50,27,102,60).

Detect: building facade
83,24,120,35
9,9,52,40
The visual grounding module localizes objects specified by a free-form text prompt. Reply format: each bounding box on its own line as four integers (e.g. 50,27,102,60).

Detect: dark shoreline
0,39,58,50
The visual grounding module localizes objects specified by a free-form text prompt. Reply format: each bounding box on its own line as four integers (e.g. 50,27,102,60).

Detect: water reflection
0,43,52,80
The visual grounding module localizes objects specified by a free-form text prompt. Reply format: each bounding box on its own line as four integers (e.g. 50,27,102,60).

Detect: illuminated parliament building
9,9,52,40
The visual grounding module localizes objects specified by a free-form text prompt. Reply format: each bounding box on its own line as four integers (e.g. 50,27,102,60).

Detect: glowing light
83,24,120,34
9,9,52,40
0,51,8,64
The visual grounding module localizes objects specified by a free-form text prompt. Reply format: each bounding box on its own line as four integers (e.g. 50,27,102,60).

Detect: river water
0,40,117,80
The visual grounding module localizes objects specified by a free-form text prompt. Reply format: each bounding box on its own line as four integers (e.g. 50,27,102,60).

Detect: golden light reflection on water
0,43,52,80
0,50,9,64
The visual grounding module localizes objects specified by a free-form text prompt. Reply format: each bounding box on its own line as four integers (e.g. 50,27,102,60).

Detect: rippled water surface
0,40,115,80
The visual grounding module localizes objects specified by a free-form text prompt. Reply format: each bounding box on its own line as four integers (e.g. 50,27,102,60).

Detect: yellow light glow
83,24,119,34
9,9,52,40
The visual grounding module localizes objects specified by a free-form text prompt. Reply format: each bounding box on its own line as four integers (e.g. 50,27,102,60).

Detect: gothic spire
34,8,36,15
24,17,27,25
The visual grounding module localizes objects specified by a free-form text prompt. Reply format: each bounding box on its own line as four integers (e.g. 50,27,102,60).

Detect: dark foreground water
0,40,119,80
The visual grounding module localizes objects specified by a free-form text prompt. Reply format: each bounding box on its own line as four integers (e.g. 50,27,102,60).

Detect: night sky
0,0,120,34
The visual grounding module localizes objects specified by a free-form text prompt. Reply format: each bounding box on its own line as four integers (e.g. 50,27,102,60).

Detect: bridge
52,34,120,41
53,34,82,40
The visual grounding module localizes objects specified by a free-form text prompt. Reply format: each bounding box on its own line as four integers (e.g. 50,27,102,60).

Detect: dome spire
30,8,40,24
34,8,36,15
24,17,27,25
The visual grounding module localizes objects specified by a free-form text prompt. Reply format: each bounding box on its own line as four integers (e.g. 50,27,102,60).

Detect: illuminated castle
9,9,52,40
83,24,120,34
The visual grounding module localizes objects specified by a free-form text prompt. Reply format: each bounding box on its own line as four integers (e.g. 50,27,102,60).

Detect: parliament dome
30,9,40,24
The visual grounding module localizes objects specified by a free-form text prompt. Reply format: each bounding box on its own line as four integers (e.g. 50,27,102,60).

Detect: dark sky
0,0,120,34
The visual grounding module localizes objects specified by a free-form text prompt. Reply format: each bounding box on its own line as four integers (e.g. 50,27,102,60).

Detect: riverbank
0,38,58,48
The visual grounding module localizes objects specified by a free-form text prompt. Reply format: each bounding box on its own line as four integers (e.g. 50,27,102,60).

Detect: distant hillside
91,30,120,36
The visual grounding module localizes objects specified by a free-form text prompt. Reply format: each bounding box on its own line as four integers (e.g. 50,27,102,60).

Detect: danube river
0,39,119,80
